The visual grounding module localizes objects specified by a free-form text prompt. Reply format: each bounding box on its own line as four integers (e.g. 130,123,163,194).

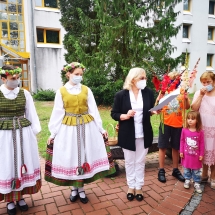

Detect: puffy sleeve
24,90,41,135
87,87,105,134
48,89,65,138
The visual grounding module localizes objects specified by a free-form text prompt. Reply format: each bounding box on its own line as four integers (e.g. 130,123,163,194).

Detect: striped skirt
0,180,41,202
45,136,115,187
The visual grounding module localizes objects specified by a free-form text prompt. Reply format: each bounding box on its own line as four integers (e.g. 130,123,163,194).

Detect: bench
110,137,159,160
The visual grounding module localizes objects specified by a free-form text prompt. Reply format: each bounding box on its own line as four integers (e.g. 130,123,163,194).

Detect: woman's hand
120,110,136,120
47,137,54,145
200,87,207,96
102,131,108,139
184,91,189,99
180,153,184,158
127,110,136,117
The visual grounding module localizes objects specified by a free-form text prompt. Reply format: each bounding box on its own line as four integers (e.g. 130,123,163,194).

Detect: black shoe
172,169,185,182
135,194,144,201
7,202,16,215
158,169,166,183
16,199,28,212
70,189,79,202
78,191,89,204
127,193,134,201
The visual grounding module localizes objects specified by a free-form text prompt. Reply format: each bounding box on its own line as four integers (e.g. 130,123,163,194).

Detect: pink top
192,90,215,166
180,128,204,169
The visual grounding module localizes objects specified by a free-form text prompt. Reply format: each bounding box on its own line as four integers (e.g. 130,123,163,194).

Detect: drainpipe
29,0,38,92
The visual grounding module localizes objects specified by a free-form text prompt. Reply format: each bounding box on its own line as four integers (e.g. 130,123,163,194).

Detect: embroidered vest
60,85,94,126
0,89,31,130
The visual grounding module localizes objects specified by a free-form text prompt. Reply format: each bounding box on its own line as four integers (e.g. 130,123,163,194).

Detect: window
36,28,60,44
35,0,58,9
208,27,214,41
183,25,189,38
0,0,25,52
183,0,190,11
156,1,165,9
181,52,190,66
207,54,213,67
209,1,215,15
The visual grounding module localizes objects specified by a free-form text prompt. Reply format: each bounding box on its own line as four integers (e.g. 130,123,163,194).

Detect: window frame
36,28,60,45
0,0,25,52
209,1,215,15
208,27,214,41
183,0,191,11
207,54,213,68
183,25,189,39
181,52,190,67
35,0,58,9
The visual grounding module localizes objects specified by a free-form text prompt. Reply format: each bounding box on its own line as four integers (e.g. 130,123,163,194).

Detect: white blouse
0,84,41,135
129,89,144,138
48,82,105,138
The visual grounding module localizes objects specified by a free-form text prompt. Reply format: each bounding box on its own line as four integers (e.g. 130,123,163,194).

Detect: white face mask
6,79,20,89
136,80,146,89
70,75,83,85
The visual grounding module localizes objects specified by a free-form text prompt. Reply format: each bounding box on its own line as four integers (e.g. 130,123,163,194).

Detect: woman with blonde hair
191,71,215,189
111,67,155,201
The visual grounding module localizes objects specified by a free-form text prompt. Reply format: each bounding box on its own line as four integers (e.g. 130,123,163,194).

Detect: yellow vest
60,85,94,126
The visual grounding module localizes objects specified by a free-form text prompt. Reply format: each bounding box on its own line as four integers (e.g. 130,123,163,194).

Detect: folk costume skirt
45,123,115,187
0,127,41,202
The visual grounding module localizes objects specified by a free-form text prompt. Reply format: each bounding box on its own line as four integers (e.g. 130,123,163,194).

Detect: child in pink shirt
180,110,204,193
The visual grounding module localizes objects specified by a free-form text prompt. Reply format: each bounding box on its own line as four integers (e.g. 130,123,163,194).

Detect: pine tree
59,0,183,105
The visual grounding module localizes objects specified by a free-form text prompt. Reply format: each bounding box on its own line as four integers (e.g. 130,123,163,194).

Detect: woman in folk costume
45,62,115,204
0,65,41,215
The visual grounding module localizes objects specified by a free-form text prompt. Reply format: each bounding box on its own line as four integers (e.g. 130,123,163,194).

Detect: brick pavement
0,152,214,215
192,183,215,215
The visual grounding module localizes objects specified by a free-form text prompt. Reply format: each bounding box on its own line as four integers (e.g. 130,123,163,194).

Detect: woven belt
65,112,90,175
0,116,27,189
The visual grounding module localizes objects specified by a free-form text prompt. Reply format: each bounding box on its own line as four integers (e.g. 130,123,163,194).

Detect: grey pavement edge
180,183,205,215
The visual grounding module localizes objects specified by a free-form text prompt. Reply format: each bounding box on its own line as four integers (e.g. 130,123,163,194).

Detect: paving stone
3,152,214,215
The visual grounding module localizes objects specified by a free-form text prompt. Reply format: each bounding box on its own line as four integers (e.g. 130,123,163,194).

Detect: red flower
152,76,161,92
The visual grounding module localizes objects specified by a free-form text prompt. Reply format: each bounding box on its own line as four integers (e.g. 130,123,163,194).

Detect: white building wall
34,8,67,90
172,0,215,92
24,1,67,92
34,9,67,90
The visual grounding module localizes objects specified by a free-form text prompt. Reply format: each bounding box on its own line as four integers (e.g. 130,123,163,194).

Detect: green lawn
35,101,160,158
35,93,193,158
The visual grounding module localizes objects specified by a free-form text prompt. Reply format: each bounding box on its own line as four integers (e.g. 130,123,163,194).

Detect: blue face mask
206,84,214,92
70,75,82,85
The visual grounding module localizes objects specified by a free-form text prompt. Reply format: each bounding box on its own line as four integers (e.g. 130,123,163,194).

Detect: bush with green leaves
33,89,56,101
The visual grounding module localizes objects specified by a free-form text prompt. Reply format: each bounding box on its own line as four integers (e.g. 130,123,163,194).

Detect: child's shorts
158,124,182,150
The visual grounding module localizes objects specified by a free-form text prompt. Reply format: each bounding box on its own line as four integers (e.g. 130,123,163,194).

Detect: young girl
45,62,115,204
180,110,204,193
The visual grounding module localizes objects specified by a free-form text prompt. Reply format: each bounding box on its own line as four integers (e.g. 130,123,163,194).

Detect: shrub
33,89,56,101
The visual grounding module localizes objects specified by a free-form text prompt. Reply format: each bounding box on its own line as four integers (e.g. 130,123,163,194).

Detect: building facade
0,0,215,92
171,0,215,92
0,0,66,91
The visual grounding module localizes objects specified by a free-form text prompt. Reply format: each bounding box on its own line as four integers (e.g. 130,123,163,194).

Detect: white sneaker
184,180,190,189
194,183,202,193
211,179,215,189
